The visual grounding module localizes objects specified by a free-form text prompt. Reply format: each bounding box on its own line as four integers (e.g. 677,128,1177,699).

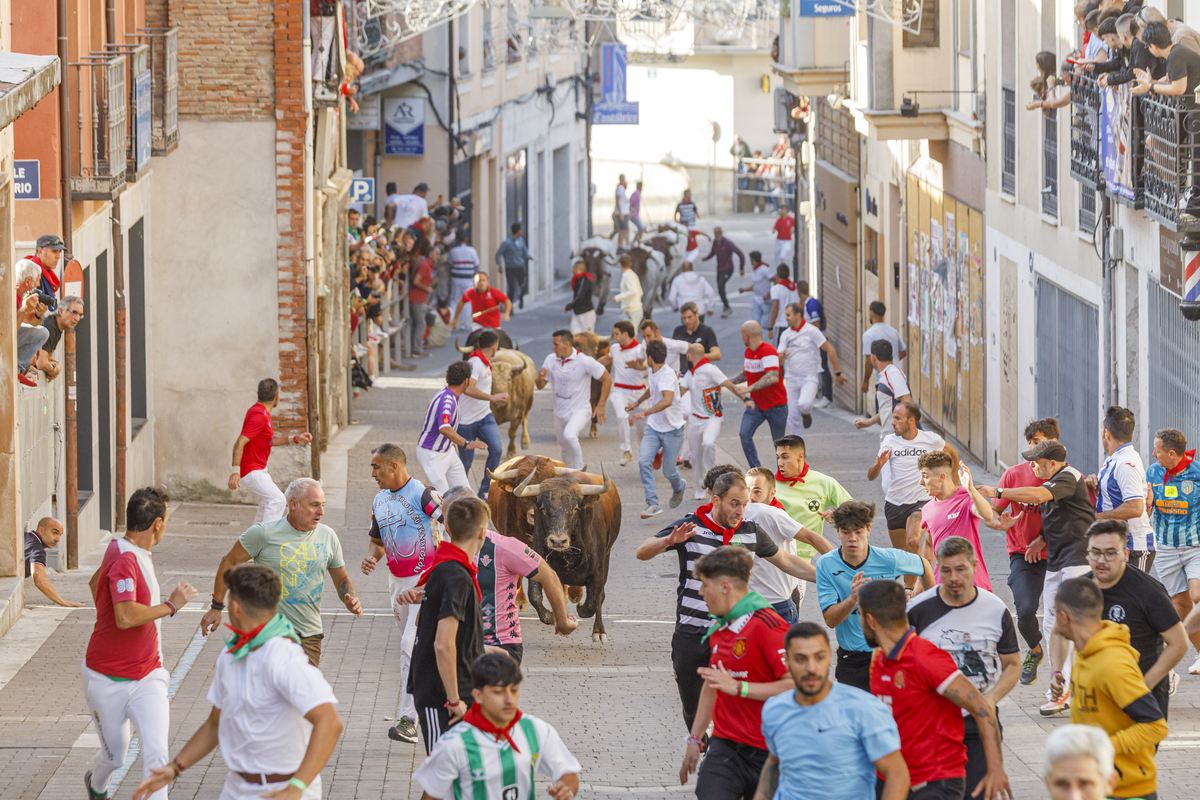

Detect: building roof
0,53,60,130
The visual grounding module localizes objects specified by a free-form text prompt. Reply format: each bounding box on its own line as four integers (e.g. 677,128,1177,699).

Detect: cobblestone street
3,218,1199,800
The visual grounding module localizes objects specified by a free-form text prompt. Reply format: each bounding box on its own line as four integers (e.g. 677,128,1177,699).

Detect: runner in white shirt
638,318,690,364
867,402,959,556
777,302,845,434
628,339,687,518
536,330,612,471
738,253,774,332
767,264,801,341
854,339,913,439
678,342,742,500
457,330,511,498
602,320,648,465
132,564,342,800
1090,407,1156,569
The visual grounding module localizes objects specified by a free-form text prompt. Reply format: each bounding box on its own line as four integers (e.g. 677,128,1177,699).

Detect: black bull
456,328,516,356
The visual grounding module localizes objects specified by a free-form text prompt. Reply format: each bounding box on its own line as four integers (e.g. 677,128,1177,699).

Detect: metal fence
352,267,413,377
1142,93,1200,233
1148,277,1200,441
1042,108,1059,218
1079,186,1097,234
18,383,62,533
1002,87,1016,195
1069,73,1102,190
1036,277,1100,475
733,154,797,213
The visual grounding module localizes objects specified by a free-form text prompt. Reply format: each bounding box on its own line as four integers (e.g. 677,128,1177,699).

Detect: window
129,218,148,427
456,11,471,76
482,4,495,71
864,228,879,277
903,0,939,48
1079,186,1097,234
1042,109,1058,218
1002,87,1016,195
957,0,972,54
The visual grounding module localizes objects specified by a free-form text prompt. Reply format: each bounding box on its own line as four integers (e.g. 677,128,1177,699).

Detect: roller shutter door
819,226,858,411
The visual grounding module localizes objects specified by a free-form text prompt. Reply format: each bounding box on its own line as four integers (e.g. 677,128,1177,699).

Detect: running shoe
1040,692,1070,716
1190,655,1200,675
669,488,685,509
721,307,731,318
694,490,708,501
681,460,692,470
640,505,663,519
813,396,831,408
1020,650,1043,685
1170,669,1180,697
620,451,633,466
85,770,107,800
802,413,812,429
388,718,419,744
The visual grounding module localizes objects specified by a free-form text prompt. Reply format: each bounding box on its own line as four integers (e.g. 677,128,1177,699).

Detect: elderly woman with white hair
1042,724,1117,800
199,477,364,667
15,257,51,384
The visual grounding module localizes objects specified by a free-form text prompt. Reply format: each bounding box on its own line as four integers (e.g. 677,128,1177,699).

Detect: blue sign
350,177,375,204
383,97,425,156
135,70,152,170
1101,85,1135,202
591,43,639,125
799,0,854,16
14,160,39,200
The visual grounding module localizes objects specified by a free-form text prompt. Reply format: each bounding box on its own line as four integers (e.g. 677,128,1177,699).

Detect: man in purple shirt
415,361,486,492
701,226,746,319
630,181,645,234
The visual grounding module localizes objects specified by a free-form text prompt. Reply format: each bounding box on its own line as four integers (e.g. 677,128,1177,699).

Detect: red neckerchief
1166,450,1197,482
223,618,269,654
695,503,740,545
462,705,525,752
790,320,807,332
416,542,482,600
775,462,810,487
558,348,576,366
620,340,640,351
571,272,595,289
778,279,796,291
31,256,61,291
769,497,786,511
691,358,711,373
470,350,491,368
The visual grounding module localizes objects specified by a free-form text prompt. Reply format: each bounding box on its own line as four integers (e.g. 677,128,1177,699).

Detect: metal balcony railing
136,27,179,156
69,55,127,200
1142,94,1200,233
1002,87,1016,195
104,43,152,182
1069,72,1102,191
1042,108,1058,218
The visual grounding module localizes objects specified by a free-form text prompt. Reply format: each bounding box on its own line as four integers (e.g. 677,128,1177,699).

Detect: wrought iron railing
1142,93,1200,233
68,55,127,200
1042,107,1058,218
1080,185,1098,234
1069,72,1101,190
135,27,179,156
1002,87,1016,195
104,43,152,182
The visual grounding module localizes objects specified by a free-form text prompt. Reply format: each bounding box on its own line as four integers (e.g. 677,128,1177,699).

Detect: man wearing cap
494,222,532,310
389,183,431,230
31,234,67,308
979,440,1095,716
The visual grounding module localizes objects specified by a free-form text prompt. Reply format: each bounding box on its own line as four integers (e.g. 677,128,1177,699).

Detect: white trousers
555,409,592,470
415,446,470,493
570,310,597,334
775,239,794,268
785,376,821,434
220,773,321,800
623,305,644,330
685,248,700,264
1042,564,1092,700
83,664,171,800
610,387,646,454
686,416,722,491
680,421,692,461
240,469,286,524
389,574,420,723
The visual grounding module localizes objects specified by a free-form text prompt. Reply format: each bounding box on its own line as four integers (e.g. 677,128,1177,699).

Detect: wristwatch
995,487,1003,500
835,371,842,376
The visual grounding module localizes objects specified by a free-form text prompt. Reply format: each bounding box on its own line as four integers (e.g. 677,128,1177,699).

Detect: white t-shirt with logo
879,429,947,505
541,350,607,418
390,194,429,229
458,354,493,425
681,362,728,418
777,322,827,380
646,365,685,432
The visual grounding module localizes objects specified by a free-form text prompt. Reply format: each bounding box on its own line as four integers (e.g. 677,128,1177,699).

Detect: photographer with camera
15,258,51,387
30,234,66,310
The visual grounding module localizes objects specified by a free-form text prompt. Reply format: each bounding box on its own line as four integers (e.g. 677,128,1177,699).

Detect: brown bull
571,331,611,438
455,345,535,457
487,455,620,641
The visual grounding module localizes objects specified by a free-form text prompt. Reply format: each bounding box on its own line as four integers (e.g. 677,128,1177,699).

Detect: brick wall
274,0,309,436
169,0,275,119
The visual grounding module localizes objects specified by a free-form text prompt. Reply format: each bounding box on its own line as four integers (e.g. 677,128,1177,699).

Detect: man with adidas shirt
776,302,846,433
679,342,743,500
635,472,814,733
415,653,581,800
603,320,648,466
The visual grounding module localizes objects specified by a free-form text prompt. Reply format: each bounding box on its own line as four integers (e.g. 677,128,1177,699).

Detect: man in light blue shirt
816,500,932,691
758,623,909,800
494,222,532,310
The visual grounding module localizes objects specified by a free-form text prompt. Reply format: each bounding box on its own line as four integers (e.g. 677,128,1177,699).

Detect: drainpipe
106,0,127,530
59,0,78,566
448,21,457,200
303,0,320,479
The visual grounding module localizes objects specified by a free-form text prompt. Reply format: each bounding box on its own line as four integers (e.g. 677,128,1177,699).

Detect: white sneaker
640,505,663,519
620,451,633,466
1190,656,1200,675
694,490,708,501
1039,692,1070,716
813,396,832,408
1170,669,1180,696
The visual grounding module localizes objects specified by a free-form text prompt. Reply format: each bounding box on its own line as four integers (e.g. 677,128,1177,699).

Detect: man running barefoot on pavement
415,653,581,800
202,478,363,668
228,378,312,524
84,488,198,800
133,565,343,800
537,329,612,471
678,547,792,800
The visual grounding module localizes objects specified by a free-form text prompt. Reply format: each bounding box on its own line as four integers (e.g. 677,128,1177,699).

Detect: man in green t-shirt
200,477,363,667
771,435,853,539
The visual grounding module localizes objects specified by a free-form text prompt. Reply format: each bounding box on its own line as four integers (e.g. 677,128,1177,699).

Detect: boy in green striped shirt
415,653,581,800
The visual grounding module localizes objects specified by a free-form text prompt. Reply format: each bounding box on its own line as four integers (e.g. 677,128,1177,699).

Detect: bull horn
595,335,611,344
454,337,473,354
508,362,526,375
553,466,576,476
486,467,520,482
578,464,612,495
513,469,543,498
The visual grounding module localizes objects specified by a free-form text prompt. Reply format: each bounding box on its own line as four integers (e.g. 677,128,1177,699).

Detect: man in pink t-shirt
917,450,994,591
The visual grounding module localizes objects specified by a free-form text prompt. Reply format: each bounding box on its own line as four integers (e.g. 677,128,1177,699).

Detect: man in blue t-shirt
816,500,932,691
1147,427,1200,672
759,622,909,800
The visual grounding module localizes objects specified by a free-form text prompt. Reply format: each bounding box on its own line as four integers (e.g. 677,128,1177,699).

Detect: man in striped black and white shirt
447,238,481,330
416,361,487,493
635,471,813,733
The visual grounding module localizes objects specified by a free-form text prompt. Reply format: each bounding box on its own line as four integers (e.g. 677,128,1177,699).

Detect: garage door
1148,278,1200,440
1035,277,1100,475
820,225,858,411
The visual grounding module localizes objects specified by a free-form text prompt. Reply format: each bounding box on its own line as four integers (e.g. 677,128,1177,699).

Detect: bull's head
488,360,526,396
511,466,611,552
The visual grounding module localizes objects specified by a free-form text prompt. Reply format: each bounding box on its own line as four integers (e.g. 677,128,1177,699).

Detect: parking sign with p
350,177,374,204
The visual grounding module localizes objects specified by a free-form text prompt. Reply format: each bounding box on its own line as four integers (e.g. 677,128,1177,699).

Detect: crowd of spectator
15,234,83,390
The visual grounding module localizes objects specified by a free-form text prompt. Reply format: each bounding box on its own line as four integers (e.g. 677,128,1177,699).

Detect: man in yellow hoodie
1053,577,1168,799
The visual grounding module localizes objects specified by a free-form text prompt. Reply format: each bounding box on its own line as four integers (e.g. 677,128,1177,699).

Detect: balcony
1142,94,1200,233
68,54,127,201
135,27,179,156
1069,73,1101,191
103,43,152,183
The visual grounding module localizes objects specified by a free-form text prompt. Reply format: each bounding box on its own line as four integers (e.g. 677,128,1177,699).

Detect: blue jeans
457,414,503,497
772,600,799,626
740,403,787,468
639,425,686,506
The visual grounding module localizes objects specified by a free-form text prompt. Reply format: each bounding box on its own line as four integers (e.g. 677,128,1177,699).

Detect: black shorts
836,648,873,692
884,500,928,531
910,778,966,800
695,737,769,800
499,642,524,664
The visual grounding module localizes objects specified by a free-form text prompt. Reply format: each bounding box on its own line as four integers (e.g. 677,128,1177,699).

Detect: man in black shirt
1084,520,1188,718
409,495,489,754
635,469,812,732
1139,20,1200,95
980,439,1093,715
25,517,83,607
565,260,596,334
672,303,720,374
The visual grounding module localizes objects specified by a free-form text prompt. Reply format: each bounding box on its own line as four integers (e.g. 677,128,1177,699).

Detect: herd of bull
572,221,694,318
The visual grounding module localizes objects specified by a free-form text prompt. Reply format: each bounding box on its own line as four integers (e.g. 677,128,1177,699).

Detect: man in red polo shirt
735,320,788,469
227,378,312,524
678,545,792,800
407,245,438,358
860,580,1011,800
451,272,511,331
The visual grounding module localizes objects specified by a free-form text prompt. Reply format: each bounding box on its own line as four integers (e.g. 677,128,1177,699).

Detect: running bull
487,455,621,641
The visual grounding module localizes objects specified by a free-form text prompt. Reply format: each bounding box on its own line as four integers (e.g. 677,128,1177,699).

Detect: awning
0,53,60,130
